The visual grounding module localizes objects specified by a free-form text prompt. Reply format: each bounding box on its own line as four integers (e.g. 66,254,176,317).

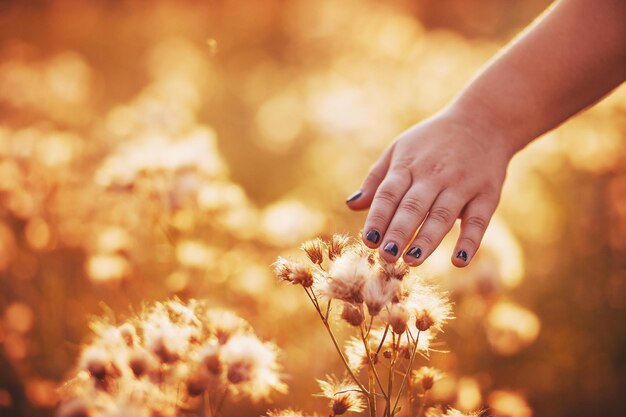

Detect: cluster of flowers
272,234,470,417
57,300,286,417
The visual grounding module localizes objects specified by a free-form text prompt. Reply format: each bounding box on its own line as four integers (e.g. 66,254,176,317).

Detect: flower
425,407,481,417
58,300,286,416
413,366,443,391
323,251,371,303
273,257,314,288
327,234,350,261
301,238,325,265
317,375,366,416
220,334,287,401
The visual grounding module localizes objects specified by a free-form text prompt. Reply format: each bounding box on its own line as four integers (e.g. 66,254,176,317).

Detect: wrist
441,94,528,160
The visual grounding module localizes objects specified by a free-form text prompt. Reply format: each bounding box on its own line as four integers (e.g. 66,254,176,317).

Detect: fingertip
379,241,400,262
362,229,381,248
451,249,471,268
345,190,375,211
403,246,424,267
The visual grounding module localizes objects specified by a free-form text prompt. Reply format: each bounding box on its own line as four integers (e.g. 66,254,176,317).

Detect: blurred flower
486,301,540,356
488,390,533,417
58,300,286,416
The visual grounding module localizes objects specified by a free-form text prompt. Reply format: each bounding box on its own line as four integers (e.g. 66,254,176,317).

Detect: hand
346,107,513,267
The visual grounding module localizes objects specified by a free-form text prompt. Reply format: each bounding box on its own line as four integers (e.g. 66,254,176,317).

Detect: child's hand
346,107,513,267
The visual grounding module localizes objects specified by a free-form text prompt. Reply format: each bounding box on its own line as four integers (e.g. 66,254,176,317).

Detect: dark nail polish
365,230,380,244
346,190,363,203
383,242,399,257
407,247,422,259
456,250,468,262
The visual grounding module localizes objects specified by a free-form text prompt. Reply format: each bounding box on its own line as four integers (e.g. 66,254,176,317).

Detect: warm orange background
0,1,625,417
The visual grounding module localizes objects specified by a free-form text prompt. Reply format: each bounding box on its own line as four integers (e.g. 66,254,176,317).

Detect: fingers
401,191,466,266
361,166,412,249
377,184,439,262
345,145,394,211
451,196,498,267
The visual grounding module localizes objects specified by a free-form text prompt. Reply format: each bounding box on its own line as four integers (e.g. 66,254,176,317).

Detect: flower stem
417,390,429,417
360,325,387,397
391,330,421,416
303,289,369,395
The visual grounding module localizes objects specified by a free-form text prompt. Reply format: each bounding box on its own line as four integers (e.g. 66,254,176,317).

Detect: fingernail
406,247,422,259
383,242,399,257
346,190,363,203
456,250,468,262
365,230,380,244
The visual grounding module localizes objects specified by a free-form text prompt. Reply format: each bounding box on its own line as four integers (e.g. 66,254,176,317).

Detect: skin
346,0,626,267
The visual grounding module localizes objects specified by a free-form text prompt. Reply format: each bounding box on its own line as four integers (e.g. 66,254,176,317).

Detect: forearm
448,0,626,155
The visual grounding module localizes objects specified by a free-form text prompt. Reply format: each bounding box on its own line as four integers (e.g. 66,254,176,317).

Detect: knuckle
459,236,478,250
465,215,488,231
428,206,454,224
416,233,434,248
399,196,426,217
367,211,390,226
375,188,399,206
387,227,411,243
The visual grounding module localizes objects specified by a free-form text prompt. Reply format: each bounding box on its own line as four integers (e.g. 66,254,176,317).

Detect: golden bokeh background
0,0,625,416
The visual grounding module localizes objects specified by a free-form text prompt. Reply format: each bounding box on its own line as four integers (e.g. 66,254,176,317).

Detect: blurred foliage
0,1,625,417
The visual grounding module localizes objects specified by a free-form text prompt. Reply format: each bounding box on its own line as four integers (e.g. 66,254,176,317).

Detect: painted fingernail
346,190,363,203
456,250,468,262
406,247,422,259
365,230,380,244
383,242,399,257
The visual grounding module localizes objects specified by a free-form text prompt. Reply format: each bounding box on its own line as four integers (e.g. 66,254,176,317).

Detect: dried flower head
301,238,325,265
413,366,444,391
273,257,314,288
362,272,400,316
265,409,308,417
379,258,409,281
425,407,481,417
387,303,409,335
317,375,366,416
340,302,365,327
327,234,350,261
324,251,371,303
221,334,287,401
58,299,286,417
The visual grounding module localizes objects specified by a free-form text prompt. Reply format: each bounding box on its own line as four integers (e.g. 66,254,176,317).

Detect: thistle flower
340,303,364,327
403,276,453,333
205,308,252,344
220,334,287,401
413,366,443,391
425,407,481,417
379,258,409,281
327,234,350,261
58,300,286,416
344,337,368,373
386,303,409,335
317,375,366,416
301,238,325,265
265,409,308,417
273,257,314,288
324,252,371,304
362,271,399,316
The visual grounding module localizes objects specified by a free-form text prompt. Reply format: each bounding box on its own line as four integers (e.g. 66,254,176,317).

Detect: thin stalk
213,387,229,417
303,289,369,395
360,325,387,397
374,324,390,358
391,330,421,416
367,361,376,417
203,391,212,417
417,390,429,417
